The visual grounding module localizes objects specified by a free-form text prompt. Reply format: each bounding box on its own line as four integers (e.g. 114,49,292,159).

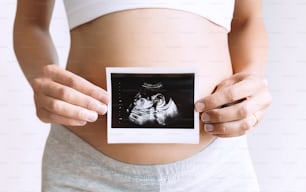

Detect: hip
42,123,259,192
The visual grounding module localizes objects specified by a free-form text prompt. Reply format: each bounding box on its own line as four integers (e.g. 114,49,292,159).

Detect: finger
194,74,239,112
201,90,272,123
37,94,98,122
196,76,268,111
204,110,267,138
36,107,87,126
214,75,239,91
252,109,267,127
43,65,110,104
203,115,258,137
41,80,108,115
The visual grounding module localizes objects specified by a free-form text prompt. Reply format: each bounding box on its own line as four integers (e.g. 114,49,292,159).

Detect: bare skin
14,0,272,164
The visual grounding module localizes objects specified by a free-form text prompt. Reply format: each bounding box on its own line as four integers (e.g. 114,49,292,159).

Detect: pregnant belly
65,9,233,164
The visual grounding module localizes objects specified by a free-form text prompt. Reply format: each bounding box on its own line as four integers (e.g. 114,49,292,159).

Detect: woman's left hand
195,73,272,138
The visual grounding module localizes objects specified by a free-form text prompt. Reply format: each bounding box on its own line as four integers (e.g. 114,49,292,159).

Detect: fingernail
97,104,108,115
87,111,98,122
195,103,205,112
205,124,214,132
201,113,210,122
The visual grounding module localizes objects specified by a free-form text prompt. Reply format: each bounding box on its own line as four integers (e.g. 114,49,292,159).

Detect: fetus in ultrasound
127,82,178,126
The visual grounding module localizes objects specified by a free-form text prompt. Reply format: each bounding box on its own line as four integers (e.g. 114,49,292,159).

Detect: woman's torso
65,9,233,164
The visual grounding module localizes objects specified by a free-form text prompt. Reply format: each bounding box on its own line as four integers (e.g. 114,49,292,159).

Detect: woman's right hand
31,65,110,126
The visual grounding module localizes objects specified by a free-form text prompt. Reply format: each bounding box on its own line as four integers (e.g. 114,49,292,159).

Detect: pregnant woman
14,0,272,191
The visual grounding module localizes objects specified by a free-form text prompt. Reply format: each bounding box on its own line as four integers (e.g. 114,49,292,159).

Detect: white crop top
63,0,235,31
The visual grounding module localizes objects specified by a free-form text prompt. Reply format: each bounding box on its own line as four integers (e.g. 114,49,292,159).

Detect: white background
0,1,305,191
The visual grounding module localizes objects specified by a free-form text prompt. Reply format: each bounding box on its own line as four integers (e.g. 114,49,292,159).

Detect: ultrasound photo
110,73,195,129
106,67,199,144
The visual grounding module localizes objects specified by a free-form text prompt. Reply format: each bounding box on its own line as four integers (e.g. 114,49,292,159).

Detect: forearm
13,24,58,87
228,17,268,75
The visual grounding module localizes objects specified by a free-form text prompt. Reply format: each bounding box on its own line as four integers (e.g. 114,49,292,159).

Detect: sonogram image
110,73,195,129
127,82,179,126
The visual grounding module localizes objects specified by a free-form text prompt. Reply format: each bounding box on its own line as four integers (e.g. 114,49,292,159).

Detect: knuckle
216,80,229,90
204,96,217,109
58,87,73,101
43,65,55,76
202,97,210,108
225,89,237,102
66,76,78,88
238,105,250,118
88,87,100,98
32,78,44,91
241,119,252,131
49,100,62,112
85,99,96,110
